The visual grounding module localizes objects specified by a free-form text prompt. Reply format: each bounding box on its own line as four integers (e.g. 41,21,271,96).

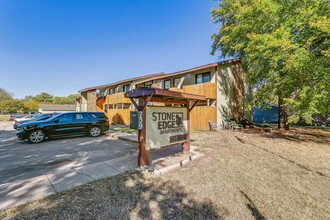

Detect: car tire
89,126,101,137
28,130,46,143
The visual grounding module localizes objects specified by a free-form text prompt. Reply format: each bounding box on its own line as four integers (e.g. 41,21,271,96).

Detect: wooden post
182,102,190,153
138,96,150,167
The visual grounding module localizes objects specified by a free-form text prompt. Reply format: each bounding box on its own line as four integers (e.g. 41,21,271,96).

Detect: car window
34,114,45,120
57,114,73,123
74,113,88,121
89,113,106,118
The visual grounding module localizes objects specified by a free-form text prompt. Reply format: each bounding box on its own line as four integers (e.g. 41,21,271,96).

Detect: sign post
125,88,205,168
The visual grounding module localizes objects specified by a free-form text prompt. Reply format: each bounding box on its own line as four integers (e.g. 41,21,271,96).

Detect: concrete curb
152,148,204,175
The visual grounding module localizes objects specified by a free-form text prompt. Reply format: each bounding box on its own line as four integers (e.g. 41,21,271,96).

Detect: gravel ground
1,128,329,220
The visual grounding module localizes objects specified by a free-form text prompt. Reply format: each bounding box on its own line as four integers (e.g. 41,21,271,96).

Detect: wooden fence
190,106,216,131
105,109,132,125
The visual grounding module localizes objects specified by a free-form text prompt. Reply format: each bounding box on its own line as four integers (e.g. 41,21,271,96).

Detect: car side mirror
54,119,59,123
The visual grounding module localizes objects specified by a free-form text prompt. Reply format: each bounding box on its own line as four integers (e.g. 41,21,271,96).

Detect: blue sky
0,0,221,98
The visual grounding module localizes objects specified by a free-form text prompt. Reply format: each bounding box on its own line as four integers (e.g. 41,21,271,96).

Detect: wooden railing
105,92,131,105
105,109,132,125
183,82,216,99
168,87,183,93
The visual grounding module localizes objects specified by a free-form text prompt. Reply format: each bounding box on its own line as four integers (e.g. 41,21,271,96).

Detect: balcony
105,92,131,105
183,82,216,99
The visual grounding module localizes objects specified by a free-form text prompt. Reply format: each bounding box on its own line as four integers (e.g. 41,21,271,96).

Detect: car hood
19,121,40,127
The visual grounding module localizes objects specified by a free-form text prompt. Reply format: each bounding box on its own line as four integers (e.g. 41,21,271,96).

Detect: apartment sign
146,107,188,150
138,111,143,130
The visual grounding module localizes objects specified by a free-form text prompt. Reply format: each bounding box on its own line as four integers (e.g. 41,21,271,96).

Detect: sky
0,0,222,99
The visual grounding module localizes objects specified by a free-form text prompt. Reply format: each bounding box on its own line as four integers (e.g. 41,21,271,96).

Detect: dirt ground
1,128,329,220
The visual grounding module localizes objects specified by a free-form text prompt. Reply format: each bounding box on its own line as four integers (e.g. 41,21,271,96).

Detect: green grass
291,124,330,131
1,128,330,219
110,125,138,134
0,115,10,122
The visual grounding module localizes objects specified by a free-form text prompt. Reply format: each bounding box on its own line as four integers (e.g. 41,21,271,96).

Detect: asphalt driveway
0,122,138,210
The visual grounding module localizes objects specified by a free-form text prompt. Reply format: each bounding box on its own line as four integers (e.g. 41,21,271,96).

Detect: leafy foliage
0,88,13,102
211,0,330,127
53,94,80,104
0,100,25,114
0,92,79,113
32,92,54,103
23,102,39,112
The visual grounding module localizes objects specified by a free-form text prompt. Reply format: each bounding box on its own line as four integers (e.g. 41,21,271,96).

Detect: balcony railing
105,92,131,105
182,82,216,99
168,88,183,93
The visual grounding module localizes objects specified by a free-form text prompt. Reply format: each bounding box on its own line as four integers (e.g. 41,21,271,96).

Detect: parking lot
0,123,137,184
0,122,139,210
0,121,184,211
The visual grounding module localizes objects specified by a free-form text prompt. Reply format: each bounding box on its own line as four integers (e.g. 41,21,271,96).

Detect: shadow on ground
242,127,330,144
0,134,136,184
1,172,222,219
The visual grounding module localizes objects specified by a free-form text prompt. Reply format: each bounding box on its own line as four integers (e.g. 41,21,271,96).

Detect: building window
123,84,130,92
99,90,106,97
173,77,181,87
164,80,171,89
144,82,152,88
195,72,211,84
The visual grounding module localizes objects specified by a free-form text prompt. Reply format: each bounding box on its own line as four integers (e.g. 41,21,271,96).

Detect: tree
23,95,35,101
0,100,25,114
32,92,54,103
53,94,79,104
0,88,13,102
66,94,80,104
211,0,330,129
23,102,39,112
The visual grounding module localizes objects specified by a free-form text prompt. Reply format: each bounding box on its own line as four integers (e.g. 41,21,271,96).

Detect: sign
145,107,188,150
138,111,143,130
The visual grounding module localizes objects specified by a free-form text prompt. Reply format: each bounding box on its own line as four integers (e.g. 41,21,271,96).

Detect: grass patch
0,115,10,122
1,128,329,219
291,124,330,131
0,172,220,219
110,125,138,134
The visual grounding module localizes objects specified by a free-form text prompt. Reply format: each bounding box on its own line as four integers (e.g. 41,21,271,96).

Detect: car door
50,114,75,137
71,113,91,135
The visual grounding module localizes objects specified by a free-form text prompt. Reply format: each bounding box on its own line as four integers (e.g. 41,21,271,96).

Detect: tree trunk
278,96,289,130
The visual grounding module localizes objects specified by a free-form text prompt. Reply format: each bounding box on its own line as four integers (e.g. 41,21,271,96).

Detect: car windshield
43,114,61,122
35,115,52,121
34,114,48,120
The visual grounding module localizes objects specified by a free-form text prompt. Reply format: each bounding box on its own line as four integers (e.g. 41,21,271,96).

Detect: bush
0,100,25,114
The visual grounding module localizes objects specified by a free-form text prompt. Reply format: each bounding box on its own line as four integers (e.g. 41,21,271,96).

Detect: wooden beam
138,96,150,167
140,95,153,111
189,100,199,112
182,105,190,153
126,88,206,101
150,97,189,105
129,98,139,110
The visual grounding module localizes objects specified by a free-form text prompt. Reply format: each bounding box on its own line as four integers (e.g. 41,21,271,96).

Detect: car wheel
28,130,46,143
90,126,101,137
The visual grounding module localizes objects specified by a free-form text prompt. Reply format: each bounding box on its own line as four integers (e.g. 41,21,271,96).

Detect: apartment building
77,73,164,124
77,58,251,130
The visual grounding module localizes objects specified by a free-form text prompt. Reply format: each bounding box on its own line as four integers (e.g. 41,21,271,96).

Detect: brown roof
38,104,76,111
78,72,165,93
135,58,240,86
78,58,240,93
